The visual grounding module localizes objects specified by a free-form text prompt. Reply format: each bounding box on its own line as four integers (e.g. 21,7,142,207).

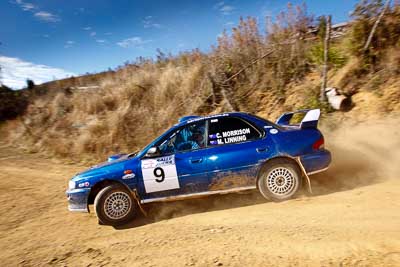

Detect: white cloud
14,0,60,23
150,23,162,28
64,40,76,48
96,39,106,43
117,37,152,48
220,5,235,15
0,56,75,89
214,1,235,15
213,1,225,9
34,11,60,22
83,26,92,31
224,21,234,26
21,2,35,11
143,15,162,29
90,31,97,37
15,0,35,11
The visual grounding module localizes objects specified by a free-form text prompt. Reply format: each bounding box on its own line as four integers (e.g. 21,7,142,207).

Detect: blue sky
0,0,359,88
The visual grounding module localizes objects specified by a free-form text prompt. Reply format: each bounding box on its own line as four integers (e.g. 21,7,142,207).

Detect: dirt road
0,119,400,266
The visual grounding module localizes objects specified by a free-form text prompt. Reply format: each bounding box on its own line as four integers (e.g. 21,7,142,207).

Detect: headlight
68,180,76,190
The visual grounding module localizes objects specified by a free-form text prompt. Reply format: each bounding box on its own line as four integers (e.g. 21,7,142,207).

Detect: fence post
320,15,331,102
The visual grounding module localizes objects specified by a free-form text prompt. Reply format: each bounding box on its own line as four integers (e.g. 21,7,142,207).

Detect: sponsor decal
142,155,175,169
210,139,224,145
122,173,135,180
78,181,90,188
224,135,247,144
222,128,250,138
209,128,251,145
209,133,222,139
269,129,278,134
187,113,229,123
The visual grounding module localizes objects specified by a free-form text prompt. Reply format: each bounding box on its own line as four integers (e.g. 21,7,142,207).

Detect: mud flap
131,190,148,217
294,157,313,194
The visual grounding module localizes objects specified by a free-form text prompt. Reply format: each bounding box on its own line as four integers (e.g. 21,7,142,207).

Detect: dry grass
1,2,399,162
3,60,212,161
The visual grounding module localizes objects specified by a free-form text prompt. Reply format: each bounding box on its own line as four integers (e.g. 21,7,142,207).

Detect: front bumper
66,188,90,212
300,149,331,175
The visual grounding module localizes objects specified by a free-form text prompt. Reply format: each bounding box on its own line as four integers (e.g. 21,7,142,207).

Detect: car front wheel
257,159,302,201
94,184,136,226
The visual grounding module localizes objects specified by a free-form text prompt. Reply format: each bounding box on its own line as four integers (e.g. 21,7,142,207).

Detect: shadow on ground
115,149,381,230
115,137,391,230
114,190,266,229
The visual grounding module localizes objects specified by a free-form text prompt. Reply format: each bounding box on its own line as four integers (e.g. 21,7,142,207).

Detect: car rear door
205,116,270,191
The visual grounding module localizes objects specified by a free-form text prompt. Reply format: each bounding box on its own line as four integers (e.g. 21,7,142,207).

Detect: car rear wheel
94,184,136,226
257,159,302,201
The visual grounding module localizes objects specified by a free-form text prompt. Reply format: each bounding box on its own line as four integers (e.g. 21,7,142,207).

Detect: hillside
0,2,399,162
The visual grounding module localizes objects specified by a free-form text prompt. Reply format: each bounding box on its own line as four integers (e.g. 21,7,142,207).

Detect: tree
349,0,398,67
0,85,28,121
352,0,385,19
363,0,391,51
26,79,35,90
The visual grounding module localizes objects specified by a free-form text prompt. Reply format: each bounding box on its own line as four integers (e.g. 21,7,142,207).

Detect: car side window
208,117,261,146
158,121,206,154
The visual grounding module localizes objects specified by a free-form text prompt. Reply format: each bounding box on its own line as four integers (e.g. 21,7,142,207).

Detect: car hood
72,153,138,181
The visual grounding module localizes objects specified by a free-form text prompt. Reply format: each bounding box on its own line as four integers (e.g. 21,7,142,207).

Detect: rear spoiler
275,109,321,129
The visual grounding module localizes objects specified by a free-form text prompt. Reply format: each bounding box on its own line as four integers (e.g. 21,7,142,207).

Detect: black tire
257,158,302,201
94,184,137,226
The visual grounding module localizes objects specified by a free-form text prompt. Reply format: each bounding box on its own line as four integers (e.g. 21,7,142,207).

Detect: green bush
308,43,348,68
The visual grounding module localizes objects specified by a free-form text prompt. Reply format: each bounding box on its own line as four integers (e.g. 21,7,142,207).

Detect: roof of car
176,112,254,127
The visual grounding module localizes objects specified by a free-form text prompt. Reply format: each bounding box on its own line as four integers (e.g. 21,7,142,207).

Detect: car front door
205,116,270,191
139,120,210,200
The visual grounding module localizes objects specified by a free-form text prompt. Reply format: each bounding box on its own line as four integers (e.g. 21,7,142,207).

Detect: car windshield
137,124,179,156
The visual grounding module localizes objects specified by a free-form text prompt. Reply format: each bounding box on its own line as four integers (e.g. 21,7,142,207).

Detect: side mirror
145,147,159,157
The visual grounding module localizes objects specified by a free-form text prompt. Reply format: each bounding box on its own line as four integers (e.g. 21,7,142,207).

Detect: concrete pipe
325,87,352,111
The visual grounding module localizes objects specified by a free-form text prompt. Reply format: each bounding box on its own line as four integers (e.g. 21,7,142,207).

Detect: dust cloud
312,117,400,194
144,118,400,221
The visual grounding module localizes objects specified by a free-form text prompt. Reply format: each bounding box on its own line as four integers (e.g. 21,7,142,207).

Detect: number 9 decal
154,167,165,183
141,155,179,193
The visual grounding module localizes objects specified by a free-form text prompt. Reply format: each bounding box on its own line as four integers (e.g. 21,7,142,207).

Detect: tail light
313,137,325,150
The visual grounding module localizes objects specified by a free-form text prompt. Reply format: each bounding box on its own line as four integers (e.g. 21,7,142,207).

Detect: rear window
208,117,261,146
251,114,283,130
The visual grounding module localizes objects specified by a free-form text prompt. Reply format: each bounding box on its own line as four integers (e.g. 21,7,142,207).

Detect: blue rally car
66,109,331,226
